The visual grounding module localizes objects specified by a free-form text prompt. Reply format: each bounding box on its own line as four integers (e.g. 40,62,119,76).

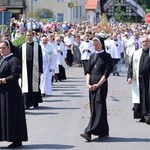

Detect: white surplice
40,43,56,95
131,48,142,104
54,42,67,73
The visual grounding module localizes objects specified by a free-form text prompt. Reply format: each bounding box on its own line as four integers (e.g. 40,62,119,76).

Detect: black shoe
117,73,120,76
144,115,150,125
139,118,145,123
98,135,109,139
8,141,22,148
33,104,39,109
41,93,45,97
80,133,91,141
24,106,30,110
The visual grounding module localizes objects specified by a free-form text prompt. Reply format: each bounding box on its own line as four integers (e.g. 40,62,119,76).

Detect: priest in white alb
40,35,56,96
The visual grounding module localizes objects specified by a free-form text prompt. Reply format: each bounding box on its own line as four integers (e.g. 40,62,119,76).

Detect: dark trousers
82,60,89,75
112,58,121,75
66,50,73,66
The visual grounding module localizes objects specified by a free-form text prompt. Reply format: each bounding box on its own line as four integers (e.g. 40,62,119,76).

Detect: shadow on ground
26,106,81,110
0,144,75,149
92,136,150,143
26,112,58,115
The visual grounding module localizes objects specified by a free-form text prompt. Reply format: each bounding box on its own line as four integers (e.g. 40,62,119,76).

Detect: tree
35,8,53,19
136,0,150,10
136,0,150,13
114,6,126,22
12,35,26,48
13,35,26,47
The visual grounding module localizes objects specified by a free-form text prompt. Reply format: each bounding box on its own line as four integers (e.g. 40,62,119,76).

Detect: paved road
1,65,150,150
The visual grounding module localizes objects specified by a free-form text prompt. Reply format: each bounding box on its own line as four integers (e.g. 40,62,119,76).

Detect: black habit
21,42,43,108
128,49,150,118
0,55,28,142
55,65,66,81
84,51,113,136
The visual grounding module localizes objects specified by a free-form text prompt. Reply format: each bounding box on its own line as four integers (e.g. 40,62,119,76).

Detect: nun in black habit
0,40,28,148
80,36,113,141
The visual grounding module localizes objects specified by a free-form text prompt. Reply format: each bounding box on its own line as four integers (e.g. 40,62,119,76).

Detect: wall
25,0,87,23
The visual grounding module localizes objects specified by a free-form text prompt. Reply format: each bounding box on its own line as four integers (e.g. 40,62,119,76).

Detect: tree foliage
12,35,26,48
103,0,150,9
114,6,126,22
35,8,53,19
136,0,150,9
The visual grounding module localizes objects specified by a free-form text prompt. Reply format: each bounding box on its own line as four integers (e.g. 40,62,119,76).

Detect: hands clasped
87,84,100,91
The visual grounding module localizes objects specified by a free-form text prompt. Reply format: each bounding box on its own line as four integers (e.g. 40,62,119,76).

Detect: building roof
0,7,7,11
85,0,98,10
126,0,146,18
104,0,146,18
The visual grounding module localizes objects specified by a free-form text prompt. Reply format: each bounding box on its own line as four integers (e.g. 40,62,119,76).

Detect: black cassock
84,51,113,136
21,42,43,108
128,49,150,118
0,55,28,142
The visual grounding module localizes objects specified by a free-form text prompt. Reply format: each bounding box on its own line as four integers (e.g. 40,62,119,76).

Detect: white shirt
79,40,94,60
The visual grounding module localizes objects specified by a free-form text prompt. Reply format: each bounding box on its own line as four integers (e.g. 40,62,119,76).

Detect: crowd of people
8,18,150,73
0,18,150,146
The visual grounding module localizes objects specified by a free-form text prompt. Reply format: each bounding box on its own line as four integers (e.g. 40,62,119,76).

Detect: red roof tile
0,7,7,11
85,0,98,10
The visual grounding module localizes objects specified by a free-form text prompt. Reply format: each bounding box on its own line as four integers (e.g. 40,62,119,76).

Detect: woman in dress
80,36,113,141
0,40,28,148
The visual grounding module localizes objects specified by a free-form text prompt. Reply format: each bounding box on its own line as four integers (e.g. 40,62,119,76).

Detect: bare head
141,35,150,50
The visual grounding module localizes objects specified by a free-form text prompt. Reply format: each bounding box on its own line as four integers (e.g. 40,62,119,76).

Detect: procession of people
0,17,150,147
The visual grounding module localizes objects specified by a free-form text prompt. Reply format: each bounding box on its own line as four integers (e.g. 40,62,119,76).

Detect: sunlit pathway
0,65,150,150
